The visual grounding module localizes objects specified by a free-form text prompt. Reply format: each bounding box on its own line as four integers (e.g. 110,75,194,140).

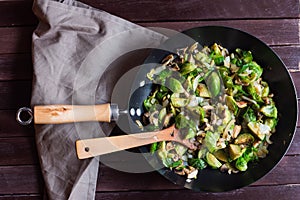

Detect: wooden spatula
76,125,196,159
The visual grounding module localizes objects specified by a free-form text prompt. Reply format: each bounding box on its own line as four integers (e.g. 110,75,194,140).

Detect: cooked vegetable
143,43,278,179
206,71,222,98
234,133,255,145
229,144,244,160
188,158,207,170
206,152,222,169
260,105,278,118
213,149,229,162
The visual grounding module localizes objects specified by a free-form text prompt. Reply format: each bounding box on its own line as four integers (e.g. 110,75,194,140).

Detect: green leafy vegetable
206,71,221,98
260,105,278,118
142,43,278,178
188,158,207,170
204,131,220,153
167,77,185,93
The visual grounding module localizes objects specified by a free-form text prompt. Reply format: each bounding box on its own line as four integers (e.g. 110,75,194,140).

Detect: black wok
134,26,298,192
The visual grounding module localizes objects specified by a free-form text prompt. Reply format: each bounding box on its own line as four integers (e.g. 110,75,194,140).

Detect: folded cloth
31,0,167,199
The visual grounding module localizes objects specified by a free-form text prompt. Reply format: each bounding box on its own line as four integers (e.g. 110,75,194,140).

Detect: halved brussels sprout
238,61,263,84
234,133,255,145
180,62,197,75
248,121,271,140
167,77,185,93
171,93,189,107
260,105,278,118
206,71,221,98
197,83,210,97
206,152,222,169
225,96,238,116
229,144,244,160
213,149,229,162
235,157,248,171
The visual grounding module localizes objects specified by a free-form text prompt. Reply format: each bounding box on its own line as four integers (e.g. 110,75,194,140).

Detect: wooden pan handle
76,125,175,159
34,104,112,124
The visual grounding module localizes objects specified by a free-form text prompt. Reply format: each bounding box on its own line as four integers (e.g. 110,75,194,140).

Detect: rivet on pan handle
16,107,33,125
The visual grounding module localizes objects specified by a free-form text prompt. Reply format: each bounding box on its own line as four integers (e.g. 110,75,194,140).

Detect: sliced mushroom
232,125,242,138
188,42,198,52
220,163,229,173
236,101,247,108
162,54,174,66
216,138,227,149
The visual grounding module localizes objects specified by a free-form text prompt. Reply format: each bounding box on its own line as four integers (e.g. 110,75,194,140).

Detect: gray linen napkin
31,0,167,199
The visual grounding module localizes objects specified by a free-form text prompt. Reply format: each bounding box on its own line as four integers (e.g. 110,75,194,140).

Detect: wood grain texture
0,137,38,165
0,19,298,54
0,1,37,27
0,195,41,200
289,130,300,155
0,110,34,138
0,165,42,194
95,185,300,200
34,104,112,125
290,72,300,97
0,81,31,110
1,0,299,27
272,46,300,71
0,54,32,81
0,27,34,54
74,0,300,21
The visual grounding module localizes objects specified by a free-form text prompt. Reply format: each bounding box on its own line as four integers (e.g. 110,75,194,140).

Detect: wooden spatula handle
76,125,175,159
34,104,112,124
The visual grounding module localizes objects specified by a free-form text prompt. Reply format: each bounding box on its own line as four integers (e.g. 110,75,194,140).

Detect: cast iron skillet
132,26,298,192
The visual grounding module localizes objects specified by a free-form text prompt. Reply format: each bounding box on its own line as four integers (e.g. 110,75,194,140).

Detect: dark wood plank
1,0,298,27
95,184,300,200
1,184,300,200
0,19,298,54
96,155,300,191
254,155,300,186
0,137,38,165
0,1,37,27
272,46,300,71
80,0,300,21
290,72,300,97
0,110,34,137
0,54,32,81
0,165,42,195
0,195,41,200
140,19,300,46
288,127,300,155
0,27,34,54
0,81,32,110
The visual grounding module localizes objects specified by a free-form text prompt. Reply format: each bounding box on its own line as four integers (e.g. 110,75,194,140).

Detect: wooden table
0,0,299,199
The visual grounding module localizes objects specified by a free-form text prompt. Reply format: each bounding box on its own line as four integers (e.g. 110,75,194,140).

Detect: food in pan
141,43,278,180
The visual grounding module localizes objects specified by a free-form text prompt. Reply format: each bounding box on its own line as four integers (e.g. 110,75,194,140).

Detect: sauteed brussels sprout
141,43,278,180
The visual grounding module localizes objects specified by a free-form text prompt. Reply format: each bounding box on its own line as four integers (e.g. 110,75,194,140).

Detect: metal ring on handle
16,107,33,125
